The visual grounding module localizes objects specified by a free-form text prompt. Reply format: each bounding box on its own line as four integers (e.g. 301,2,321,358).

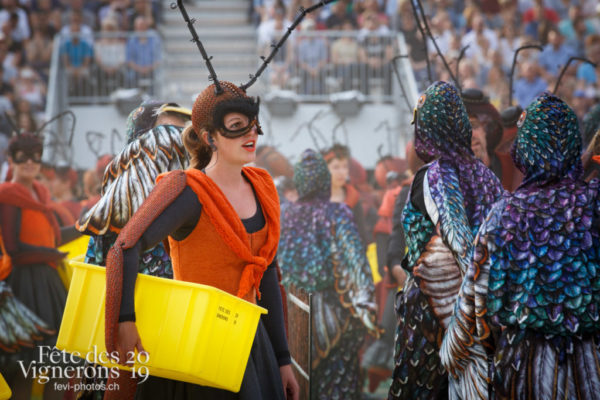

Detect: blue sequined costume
389,82,503,399
442,93,600,399
278,149,378,400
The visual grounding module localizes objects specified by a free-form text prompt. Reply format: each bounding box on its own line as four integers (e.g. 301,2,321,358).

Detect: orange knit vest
19,209,56,249
168,211,267,303
158,167,280,303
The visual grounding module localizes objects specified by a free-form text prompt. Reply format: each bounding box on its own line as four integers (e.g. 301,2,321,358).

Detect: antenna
414,0,459,87
508,44,543,106
174,0,223,94
553,57,596,93
240,0,337,91
408,0,432,83
391,55,413,110
454,45,469,91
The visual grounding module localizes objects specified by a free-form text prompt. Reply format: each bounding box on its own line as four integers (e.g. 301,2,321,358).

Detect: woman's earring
208,135,217,151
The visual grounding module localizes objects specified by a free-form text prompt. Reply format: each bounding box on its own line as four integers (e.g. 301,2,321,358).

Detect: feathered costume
0,280,54,354
77,100,189,278
441,93,600,399
389,82,503,399
278,149,379,400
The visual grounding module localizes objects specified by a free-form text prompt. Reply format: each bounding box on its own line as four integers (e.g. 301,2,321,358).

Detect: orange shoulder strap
0,228,12,281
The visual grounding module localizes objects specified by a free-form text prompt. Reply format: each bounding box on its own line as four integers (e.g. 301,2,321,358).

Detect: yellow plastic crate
0,372,11,400
58,235,90,259
57,261,267,392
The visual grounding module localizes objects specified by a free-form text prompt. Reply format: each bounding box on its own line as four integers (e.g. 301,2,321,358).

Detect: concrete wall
56,101,410,171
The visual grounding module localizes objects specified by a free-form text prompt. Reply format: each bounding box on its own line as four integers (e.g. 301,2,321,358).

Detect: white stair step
159,25,256,37
165,40,256,54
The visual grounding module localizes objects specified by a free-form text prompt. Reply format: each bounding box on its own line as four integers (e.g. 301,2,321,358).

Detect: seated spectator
0,37,19,83
484,64,510,109
261,9,292,89
257,4,290,49
356,0,388,28
62,0,97,30
0,0,30,43
576,34,600,87
331,20,360,91
358,10,389,37
396,0,428,89
428,10,454,56
95,17,126,95
25,21,53,80
522,0,560,25
295,18,328,95
559,5,596,53
359,12,393,95
498,22,522,73
524,0,558,42
461,12,498,60
513,60,548,107
125,15,161,92
538,27,576,77
325,0,356,29
60,11,94,45
98,0,132,31
458,58,486,90
16,109,37,133
499,0,521,29
128,0,156,29
60,17,94,95
14,68,46,112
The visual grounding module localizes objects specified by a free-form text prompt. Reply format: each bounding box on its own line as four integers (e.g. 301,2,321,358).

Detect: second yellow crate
56,261,267,392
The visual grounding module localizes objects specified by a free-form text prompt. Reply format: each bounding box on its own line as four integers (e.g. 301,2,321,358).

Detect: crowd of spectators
255,0,397,96
253,0,600,119
0,0,161,129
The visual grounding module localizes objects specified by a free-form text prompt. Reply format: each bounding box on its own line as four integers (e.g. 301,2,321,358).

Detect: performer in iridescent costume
278,149,378,400
388,81,503,399
77,100,190,278
441,92,600,399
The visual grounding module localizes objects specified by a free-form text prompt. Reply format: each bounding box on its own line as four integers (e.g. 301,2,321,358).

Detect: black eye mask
13,151,42,164
213,97,264,138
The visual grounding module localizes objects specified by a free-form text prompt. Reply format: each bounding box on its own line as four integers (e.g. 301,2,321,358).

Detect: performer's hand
280,364,299,400
114,321,147,366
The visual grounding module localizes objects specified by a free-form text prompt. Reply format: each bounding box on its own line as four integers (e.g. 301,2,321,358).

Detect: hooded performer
278,149,379,400
441,93,600,399
104,81,298,399
78,100,191,277
388,81,503,399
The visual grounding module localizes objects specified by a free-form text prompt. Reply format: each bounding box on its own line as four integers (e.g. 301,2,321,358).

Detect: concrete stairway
159,0,260,106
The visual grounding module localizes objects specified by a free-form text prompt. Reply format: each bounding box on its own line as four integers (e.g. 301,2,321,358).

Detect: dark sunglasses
13,152,42,164
219,118,263,139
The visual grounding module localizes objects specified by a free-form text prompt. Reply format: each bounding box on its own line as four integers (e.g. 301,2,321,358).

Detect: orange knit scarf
158,167,280,299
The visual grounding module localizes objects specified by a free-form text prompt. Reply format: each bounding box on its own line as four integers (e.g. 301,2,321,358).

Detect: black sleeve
257,259,291,366
59,225,83,246
119,186,202,322
386,185,409,270
410,167,428,215
352,200,370,248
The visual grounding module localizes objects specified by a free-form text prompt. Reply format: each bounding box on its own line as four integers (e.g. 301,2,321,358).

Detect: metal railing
259,31,400,102
52,31,164,105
